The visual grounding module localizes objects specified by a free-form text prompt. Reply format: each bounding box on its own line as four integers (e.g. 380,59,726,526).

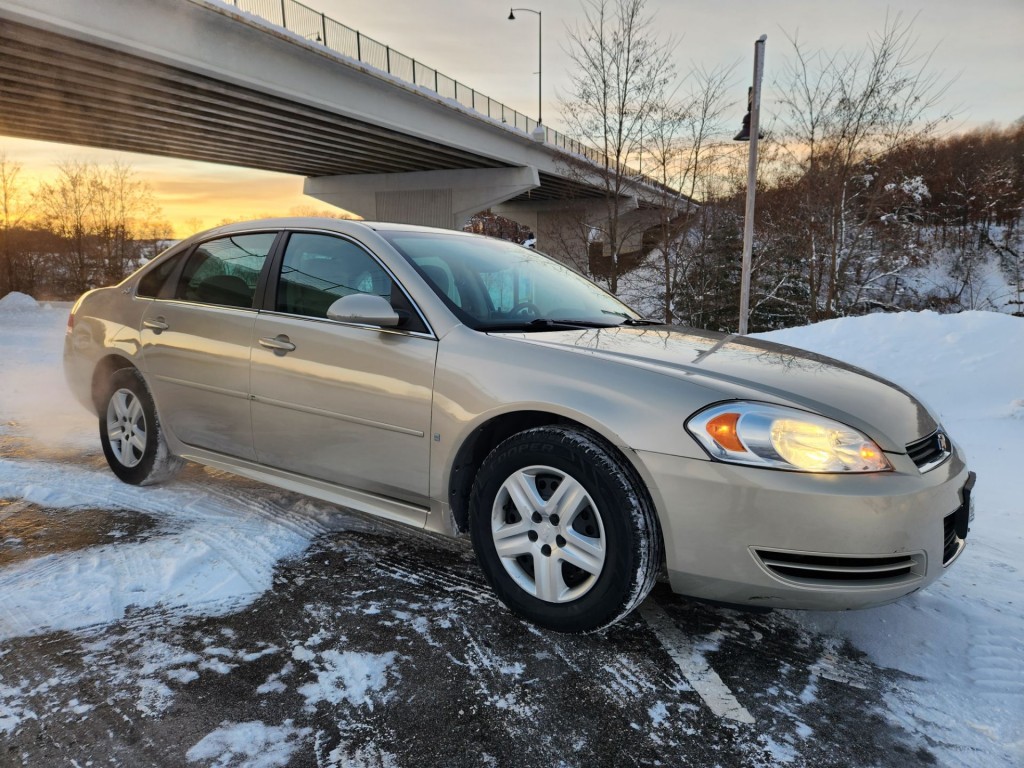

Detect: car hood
495,325,937,452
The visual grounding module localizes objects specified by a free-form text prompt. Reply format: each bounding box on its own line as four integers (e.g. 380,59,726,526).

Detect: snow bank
0,292,40,312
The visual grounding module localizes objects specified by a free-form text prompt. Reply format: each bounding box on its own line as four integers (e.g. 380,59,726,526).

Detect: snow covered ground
0,296,1021,767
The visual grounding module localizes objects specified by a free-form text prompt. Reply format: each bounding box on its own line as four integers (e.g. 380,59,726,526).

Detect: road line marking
641,601,755,724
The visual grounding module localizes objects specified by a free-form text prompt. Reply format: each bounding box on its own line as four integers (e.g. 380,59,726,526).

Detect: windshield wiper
599,310,660,326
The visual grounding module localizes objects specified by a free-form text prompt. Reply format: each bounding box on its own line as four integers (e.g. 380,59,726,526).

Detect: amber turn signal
706,413,746,452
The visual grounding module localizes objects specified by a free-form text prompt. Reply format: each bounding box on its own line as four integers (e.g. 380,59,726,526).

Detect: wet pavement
0,500,156,567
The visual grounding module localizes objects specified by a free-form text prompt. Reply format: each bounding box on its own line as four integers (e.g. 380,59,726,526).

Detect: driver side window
276,233,393,319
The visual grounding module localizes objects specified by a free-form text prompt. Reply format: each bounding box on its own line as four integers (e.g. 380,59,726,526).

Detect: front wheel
469,426,662,633
99,368,183,485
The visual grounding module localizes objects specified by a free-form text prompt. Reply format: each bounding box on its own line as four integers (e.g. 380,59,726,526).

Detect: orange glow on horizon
0,137,358,239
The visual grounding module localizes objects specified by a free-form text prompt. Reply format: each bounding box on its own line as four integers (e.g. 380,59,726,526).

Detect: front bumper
637,447,972,610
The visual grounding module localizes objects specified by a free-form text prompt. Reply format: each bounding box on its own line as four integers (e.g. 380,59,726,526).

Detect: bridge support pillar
304,167,540,230
494,197,639,271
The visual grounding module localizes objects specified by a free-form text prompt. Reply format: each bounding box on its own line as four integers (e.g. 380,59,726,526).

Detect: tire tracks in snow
0,456,358,640
968,626,1024,696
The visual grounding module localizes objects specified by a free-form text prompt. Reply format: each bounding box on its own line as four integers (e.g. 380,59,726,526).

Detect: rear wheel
99,368,183,485
469,425,661,633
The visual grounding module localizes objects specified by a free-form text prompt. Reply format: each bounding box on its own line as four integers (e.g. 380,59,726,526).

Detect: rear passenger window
175,233,276,308
276,233,393,319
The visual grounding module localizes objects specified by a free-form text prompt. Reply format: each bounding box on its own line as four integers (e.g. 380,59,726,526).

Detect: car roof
196,217,478,239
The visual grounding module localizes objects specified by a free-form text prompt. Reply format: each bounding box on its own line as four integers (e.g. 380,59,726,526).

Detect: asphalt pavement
0,489,939,768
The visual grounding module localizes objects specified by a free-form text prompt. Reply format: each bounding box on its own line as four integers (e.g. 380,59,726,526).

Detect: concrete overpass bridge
0,0,686,252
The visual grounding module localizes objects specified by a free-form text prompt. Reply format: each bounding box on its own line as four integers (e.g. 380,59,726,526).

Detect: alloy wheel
105,388,148,468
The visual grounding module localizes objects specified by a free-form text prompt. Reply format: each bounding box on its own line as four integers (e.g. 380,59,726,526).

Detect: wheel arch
90,354,140,413
446,408,664,544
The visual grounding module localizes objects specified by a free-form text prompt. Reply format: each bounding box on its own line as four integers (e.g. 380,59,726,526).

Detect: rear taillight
66,310,75,335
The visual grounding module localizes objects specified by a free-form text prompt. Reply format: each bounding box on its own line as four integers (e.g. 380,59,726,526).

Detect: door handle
143,317,169,333
258,335,296,355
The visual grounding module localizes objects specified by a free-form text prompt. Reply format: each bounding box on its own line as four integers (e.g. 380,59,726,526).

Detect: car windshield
379,230,650,331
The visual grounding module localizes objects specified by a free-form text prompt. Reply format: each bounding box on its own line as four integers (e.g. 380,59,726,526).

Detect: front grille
754,549,924,587
906,430,951,472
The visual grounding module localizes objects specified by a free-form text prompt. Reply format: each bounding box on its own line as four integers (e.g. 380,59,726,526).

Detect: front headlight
685,402,892,473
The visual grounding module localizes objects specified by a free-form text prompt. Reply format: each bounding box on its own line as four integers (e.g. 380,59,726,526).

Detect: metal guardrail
228,0,607,165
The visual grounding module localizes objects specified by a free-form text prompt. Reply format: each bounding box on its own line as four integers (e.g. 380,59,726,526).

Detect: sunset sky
3,0,1021,237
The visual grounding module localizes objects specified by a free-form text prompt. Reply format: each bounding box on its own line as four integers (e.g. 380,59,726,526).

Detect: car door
250,231,437,512
140,231,279,460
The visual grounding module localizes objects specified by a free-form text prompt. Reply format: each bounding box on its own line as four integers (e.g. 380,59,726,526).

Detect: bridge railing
228,0,607,165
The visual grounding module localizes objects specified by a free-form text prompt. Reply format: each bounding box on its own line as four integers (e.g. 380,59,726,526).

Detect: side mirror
326,294,401,327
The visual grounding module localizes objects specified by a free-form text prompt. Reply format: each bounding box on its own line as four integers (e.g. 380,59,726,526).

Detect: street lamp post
508,7,543,135
734,34,766,335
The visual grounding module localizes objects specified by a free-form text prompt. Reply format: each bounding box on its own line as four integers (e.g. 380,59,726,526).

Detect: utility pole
736,34,766,335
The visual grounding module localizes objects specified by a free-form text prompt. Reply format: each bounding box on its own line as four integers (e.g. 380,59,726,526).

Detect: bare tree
35,160,163,294
287,204,357,220
183,216,205,236
559,0,677,293
36,160,94,294
772,13,953,321
621,64,737,322
92,160,163,284
0,153,32,295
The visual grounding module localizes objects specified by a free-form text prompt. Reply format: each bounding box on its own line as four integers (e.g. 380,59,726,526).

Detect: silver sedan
64,218,974,632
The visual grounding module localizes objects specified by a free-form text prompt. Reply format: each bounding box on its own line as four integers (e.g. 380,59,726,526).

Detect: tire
469,425,662,633
99,368,184,486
